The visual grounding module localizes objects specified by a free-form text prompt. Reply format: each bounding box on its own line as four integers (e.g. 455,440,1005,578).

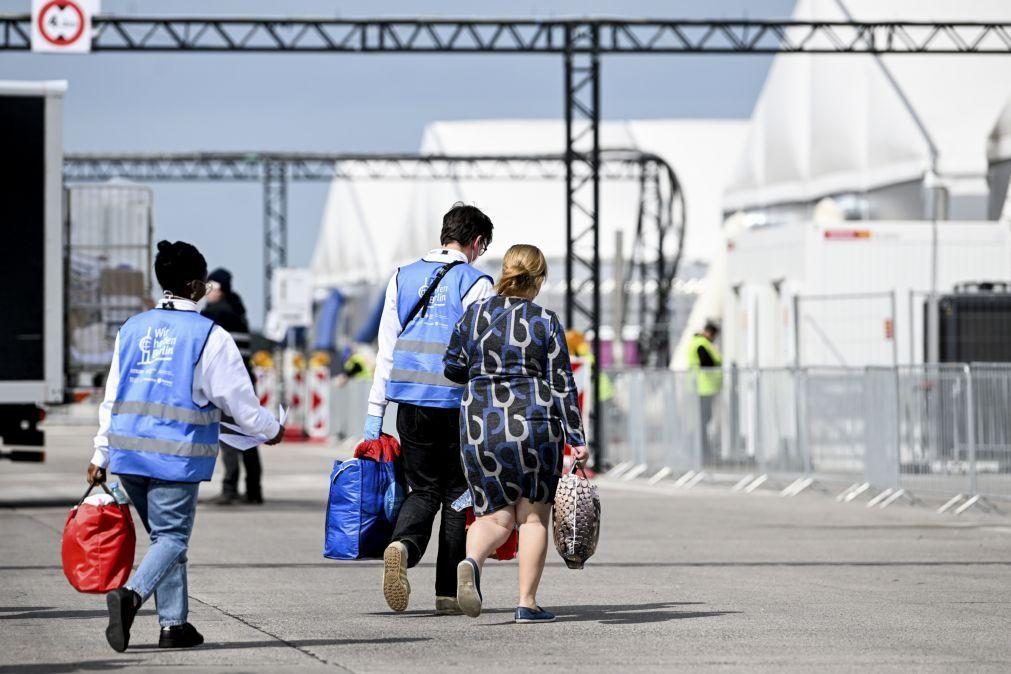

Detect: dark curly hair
154,240,207,298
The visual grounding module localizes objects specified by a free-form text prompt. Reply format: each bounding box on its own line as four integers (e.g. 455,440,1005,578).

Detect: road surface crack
189,594,355,672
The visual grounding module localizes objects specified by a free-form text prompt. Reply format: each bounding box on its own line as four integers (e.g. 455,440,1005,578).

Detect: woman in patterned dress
443,244,588,624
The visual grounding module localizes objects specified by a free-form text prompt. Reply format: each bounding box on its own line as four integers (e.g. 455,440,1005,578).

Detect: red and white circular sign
31,0,94,53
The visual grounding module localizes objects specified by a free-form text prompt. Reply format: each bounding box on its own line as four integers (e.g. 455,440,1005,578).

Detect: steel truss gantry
16,12,1006,463
5,17,1011,53
63,151,683,367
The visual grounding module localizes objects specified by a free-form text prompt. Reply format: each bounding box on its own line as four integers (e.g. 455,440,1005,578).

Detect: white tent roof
725,0,1011,211
311,118,747,286
990,97,1011,162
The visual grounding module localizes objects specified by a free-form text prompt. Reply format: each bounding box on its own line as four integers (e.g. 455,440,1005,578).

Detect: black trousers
392,403,468,597
220,443,262,500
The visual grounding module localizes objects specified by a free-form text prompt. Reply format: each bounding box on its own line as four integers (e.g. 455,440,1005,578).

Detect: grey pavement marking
186,594,357,673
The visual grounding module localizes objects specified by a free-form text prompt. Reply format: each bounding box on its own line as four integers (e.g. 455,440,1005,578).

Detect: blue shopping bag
324,457,403,560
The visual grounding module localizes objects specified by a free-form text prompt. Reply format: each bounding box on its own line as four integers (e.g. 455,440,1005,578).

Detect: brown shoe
382,541,410,612
435,596,463,616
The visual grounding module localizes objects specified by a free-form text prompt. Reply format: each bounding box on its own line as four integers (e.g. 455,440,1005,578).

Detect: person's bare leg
516,498,551,609
465,507,516,570
459,506,515,617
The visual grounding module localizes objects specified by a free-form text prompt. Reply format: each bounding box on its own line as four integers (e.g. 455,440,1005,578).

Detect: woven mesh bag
552,463,601,569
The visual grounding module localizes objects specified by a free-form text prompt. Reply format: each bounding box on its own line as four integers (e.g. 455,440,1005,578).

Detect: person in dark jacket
201,268,263,505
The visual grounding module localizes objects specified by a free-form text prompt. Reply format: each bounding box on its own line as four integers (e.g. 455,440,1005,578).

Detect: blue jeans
118,475,200,627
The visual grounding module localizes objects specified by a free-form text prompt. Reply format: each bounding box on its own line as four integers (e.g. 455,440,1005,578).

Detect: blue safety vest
386,258,490,408
107,309,221,482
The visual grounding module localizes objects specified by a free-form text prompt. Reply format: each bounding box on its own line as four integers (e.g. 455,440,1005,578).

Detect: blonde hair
495,244,548,298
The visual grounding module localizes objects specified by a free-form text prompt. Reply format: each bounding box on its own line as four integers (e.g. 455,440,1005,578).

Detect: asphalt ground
1,423,1009,673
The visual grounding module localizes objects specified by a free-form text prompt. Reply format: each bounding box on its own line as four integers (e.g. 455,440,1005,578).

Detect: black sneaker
209,493,240,506
105,587,141,652
159,622,205,649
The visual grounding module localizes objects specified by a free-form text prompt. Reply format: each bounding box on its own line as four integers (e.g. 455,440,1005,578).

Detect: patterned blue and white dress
444,295,586,516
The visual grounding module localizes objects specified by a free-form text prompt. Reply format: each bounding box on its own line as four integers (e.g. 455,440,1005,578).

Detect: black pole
563,26,575,330
589,26,603,467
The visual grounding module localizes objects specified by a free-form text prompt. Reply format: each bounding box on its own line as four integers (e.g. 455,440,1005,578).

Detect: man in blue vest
364,204,495,615
86,240,284,652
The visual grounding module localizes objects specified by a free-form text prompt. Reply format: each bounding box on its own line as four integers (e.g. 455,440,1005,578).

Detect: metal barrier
605,365,1010,509
329,378,373,441
65,183,153,385
328,378,400,443
326,365,1009,509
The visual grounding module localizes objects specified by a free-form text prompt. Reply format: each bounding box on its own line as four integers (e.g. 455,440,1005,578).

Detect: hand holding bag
61,482,137,593
552,462,601,570
323,434,405,560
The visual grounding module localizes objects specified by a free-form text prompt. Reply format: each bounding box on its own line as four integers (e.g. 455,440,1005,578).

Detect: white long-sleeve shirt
368,248,494,417
91,298,281,468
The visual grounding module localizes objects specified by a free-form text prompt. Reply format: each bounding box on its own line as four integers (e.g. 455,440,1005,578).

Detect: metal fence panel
863,368,901,489
66,183,153,383
803,369,868,483
967,364,1011,501
325,364,1009,502
895,365,973,497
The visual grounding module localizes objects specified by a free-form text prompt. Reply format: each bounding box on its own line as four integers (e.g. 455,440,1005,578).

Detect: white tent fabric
725,0,1011,212
990,98,1011,162
311,119,747,287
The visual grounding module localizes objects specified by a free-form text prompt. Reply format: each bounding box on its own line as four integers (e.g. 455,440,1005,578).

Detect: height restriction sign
31,0,100,53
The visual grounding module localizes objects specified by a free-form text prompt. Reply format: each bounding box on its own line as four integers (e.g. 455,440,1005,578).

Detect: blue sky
1,0,795,326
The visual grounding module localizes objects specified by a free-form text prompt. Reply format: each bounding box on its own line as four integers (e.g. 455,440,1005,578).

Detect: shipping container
724,220,1011,367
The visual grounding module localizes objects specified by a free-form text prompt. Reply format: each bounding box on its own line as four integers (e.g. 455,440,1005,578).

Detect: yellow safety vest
344,354,373,380
687,335,723,397
575,348,614,403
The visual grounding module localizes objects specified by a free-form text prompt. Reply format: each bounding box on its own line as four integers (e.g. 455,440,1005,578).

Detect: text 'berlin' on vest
107,309,221,482
386,258,491,408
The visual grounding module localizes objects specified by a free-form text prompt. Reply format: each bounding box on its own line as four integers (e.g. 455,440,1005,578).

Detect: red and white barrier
254,365,278,411
306,361,331,440
282,349,306,439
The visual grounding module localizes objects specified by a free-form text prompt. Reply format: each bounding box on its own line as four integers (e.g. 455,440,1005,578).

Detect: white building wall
725,220,1011,367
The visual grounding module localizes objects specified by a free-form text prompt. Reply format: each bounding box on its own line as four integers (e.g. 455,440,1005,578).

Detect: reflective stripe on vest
107,434,219,458
394,339,449,355
111,401,221,425
386,258,490,408
388,366,460,388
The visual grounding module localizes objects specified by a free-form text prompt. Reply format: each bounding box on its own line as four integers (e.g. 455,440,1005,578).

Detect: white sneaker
382,541,411,612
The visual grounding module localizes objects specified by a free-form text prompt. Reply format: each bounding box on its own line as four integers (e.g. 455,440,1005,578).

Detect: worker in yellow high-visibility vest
687,321,722,465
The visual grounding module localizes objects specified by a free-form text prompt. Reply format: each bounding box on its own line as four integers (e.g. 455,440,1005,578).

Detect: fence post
890,290,898,367
964,364,978,496
793,367,810,476
907,289,915,365
792,295,801,367
629,370,645,467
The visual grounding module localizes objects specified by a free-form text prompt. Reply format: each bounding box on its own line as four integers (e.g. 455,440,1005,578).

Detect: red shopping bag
62,482,136,594
464,508,519,561
353,433,402,463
